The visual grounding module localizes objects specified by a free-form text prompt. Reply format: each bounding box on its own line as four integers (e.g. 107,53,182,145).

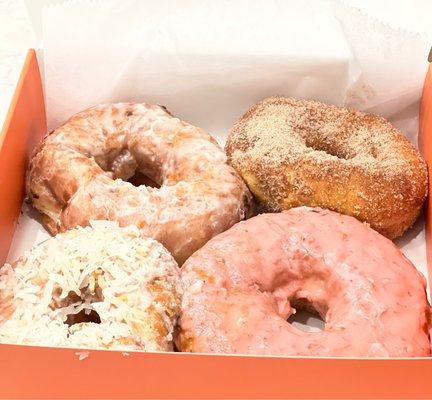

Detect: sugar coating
225,97,428,239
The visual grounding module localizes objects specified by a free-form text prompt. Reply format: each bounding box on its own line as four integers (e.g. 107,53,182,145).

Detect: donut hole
303,137,354,160
57,280,104,327
95,148,161,188
287,298,325,332
128,171,160,188
66,309,101,326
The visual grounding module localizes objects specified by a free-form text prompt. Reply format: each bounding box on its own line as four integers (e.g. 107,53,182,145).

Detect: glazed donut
177,207,430,357
27,103,252,264
0,222,181,351
225,97,428,239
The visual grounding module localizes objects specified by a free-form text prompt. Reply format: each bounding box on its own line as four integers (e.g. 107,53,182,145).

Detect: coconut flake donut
0,222,181,351
26,103,253,264
177,207,430,357
225,97,428,239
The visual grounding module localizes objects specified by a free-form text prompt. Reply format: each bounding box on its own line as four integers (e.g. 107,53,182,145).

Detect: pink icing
178,207,431,357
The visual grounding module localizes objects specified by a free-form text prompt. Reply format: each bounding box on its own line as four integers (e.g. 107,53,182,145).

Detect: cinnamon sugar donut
26,103,252,264
177,207,430,357
225,97,428,239
0,222,181,351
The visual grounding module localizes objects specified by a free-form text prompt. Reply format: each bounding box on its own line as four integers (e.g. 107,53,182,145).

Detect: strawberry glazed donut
177,207,431,357
26,103,253,264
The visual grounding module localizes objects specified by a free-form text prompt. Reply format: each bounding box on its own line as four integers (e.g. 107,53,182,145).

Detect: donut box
1,49,432,399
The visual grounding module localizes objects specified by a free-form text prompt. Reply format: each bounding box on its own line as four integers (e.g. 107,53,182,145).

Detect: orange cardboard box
0,49,432,399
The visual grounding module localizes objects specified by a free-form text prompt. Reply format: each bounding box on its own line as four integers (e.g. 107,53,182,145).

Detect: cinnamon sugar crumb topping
226,97,428,239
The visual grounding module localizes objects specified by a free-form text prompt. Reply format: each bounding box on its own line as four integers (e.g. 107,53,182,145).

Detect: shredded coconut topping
0,222,182,351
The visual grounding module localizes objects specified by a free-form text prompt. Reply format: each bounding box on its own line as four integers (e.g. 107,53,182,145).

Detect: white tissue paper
8,1,431,297
41,0,357,139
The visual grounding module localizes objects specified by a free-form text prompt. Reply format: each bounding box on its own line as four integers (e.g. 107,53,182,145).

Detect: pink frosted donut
177,207,430,357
